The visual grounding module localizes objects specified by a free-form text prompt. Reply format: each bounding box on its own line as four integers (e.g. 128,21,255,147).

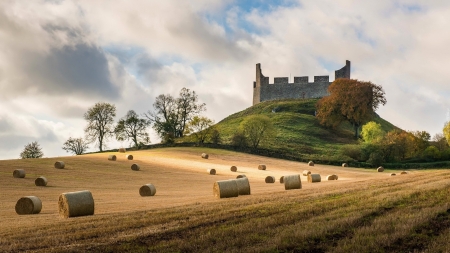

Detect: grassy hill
206,99,398,162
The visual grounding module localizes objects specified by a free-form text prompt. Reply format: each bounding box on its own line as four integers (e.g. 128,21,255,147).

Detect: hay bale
342,163,348,167
131,164,140,171
108,155,117,161
265,176,275,183
201,153,209,159
236,177,251,195
334,174,339,180
54,161,65,169
236,174,246,179
284,174,302,190
302,170,311,176
35,176,48,186
13,169,25,178
230,166,237,172
207,168,216,175
139,184,157,196
279,176,284,184
400,171,408,175
126,154,133,160
119,148,126,153
377,166,384,172
308,161,314,166
15,196,42,215
58,190,94,218
258,164,266,170
390,173,396,176
307,174,321,183
326,175,338,181
213,180,239,198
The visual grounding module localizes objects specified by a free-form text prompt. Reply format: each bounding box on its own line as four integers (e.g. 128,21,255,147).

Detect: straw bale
35,176,48,186
258,164,266,170
302,170,311,176
334,174,339,180
15,196,42,215
342,163,348,167
201,153,209,159
308,161,314,166
279,176,284,184
326,175,338,181
126,154,133,160
54,161,65,169
377,166,384,172
400,171,408,175
308,174,321,183
58,190,94,218
108,155,117,161
13,169,25,178
284,174,302,190
265,176,275,183
131,164,140,171
119,148,126,153
236,177,251,195
390,173,396,176
236,174,246,179
213,180,239,198
207,168,216,175
139,184,157,196
230,166,237,172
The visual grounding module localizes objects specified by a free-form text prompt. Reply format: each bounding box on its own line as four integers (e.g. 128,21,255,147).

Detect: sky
1,0,450,160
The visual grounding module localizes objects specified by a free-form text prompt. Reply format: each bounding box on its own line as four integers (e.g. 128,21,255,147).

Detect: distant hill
209,99,399,162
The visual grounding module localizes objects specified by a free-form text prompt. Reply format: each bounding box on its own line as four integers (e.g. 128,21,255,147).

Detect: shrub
340,144,362,160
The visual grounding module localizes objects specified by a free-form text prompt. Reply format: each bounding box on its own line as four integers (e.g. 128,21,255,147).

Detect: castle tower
253,63,269,105
334,60,351,79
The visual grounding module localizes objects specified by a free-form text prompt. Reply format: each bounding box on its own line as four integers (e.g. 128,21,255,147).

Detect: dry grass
0,147,449,252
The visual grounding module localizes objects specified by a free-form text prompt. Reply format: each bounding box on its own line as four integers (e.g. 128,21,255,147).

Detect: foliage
231,131,247,147
361,121,384,143
410,130,430,156
114,110,150,148
84,102,116,152
443,121,450,146
146,88,205,140
62,137,89,155
210,127,221,145
185,116,214,144
316,79,386,138
340,144,362,160
20,141,44,159
431,133,448,151
240,115,276,149
422,146,440,160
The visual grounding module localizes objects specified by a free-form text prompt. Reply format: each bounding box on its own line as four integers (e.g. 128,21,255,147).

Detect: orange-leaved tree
316,79,386,138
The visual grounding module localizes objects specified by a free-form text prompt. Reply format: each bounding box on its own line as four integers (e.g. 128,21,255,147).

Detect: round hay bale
326,175,337,181
35,176,48,186
390,173,396,176
139,184,156,196
118,148,126,153
279,176,284,184
126,154,133,160
302,170,311,176
201,153,209,159
213,180,238,198
342,163,348,167
284,174,302,190
377,166,384,172
13,169,25,178
400,171,408,175
265,176,275,183
308,161,314,166
58,190,94,218
308,174,321,183
131,164,140,171
230,166,237,172
108,155,117,161
334,174,339,180
15,196,42,215
54,161,65,169
236,174,246,179
207,168,216,175
258,164,266,170
236,177,251,195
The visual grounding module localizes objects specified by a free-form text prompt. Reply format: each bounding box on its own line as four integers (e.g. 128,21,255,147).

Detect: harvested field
0,147,449,252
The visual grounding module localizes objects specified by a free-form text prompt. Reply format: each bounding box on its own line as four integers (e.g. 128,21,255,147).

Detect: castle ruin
253,60,351,105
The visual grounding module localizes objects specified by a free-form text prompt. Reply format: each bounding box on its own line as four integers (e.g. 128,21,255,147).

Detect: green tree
422,146,440,160
62,137,89,155
443,121,450,146
20,141,44,159
431,133,448,152
114,110,150,148
84,102,116,152
316,79,387,138
185,116,214,144
209,126,221,145
240,115,276,149
361,121,384,143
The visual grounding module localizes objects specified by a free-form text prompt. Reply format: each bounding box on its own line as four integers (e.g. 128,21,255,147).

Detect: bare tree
114,110,150,148
20,141,44,159
62,137,89,155
84,102,116,152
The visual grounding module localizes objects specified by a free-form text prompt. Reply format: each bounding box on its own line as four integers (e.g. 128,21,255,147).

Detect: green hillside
211,99,398,162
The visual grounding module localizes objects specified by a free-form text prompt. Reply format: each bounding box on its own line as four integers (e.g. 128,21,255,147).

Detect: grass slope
212,99,398,161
